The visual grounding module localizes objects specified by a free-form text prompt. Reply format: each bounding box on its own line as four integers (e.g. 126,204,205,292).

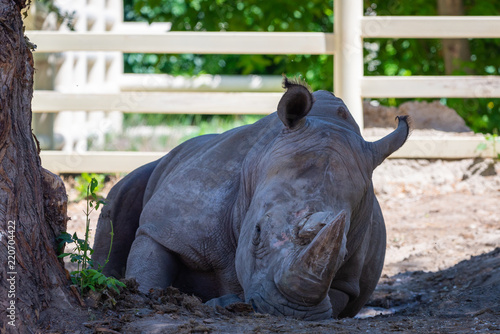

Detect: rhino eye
337,106,348,120
252,224,261,246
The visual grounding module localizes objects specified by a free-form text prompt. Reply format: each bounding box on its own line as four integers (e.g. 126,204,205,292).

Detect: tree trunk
437,0,473,75
0,0,75,332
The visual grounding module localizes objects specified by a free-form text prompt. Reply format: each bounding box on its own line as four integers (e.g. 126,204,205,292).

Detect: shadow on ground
41,248,500,333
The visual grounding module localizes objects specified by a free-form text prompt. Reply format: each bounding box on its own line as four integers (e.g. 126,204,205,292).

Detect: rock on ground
364,100,471,132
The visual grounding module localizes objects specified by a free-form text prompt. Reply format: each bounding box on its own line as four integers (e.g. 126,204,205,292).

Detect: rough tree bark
0,0,74,332
437,0,473,75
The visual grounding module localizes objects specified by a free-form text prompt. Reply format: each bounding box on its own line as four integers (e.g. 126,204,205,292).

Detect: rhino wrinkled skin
92,78,410,320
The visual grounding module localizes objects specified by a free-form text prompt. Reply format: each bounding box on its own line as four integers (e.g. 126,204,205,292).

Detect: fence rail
27,1,500,173
40,135,494,173
28,31,336,54
361,16,500,38
32,76,500,115
32,91,282,114
362,76,500,98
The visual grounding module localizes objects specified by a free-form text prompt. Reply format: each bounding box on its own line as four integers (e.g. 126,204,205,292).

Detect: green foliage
181,114,264,142
123,0,334,91
124,112,263,133
58,178,125,296
125,0,333,33
75,173,106,201
124,0,500,134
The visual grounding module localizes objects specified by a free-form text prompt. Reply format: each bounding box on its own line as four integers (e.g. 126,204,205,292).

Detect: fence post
334,0,364,130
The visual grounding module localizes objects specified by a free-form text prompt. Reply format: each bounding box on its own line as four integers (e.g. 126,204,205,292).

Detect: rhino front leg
126,234,180,293
329,199,387,318
339,200,386,318
328,288,350,318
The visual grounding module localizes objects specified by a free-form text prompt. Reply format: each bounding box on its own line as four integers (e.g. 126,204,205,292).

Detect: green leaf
57,232,74,243
70,254,84,262
476,142,488,152
76,238,89,248
110,284,121,294
90,177,99,194
97,275,106,285
56,232,75,253
86,269,99,275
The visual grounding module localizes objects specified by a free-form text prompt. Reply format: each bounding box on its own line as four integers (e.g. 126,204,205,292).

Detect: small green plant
58,178,125,295
74,173,106,200
476,132,500,161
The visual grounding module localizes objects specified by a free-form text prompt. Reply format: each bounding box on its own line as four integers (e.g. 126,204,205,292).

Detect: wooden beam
32,91,282,114
26,31,336,55
34,75,499,113
40,151,165,173
362,76,500,98
362,16,500,39
40,136,494,173
119,74,283,92
334,0,364,128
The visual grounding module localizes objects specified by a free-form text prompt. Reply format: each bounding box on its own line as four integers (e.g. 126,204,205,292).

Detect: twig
70,285,85,307
95,328,121,334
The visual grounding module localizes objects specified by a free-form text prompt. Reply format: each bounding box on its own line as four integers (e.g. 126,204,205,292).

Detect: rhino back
138,114,283,271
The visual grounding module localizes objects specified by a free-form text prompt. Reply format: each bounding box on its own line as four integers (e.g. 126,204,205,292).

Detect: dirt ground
54,158,500,333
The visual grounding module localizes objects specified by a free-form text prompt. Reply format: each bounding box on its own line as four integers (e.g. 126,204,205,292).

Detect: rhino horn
369,115,411,168
274,211,347,306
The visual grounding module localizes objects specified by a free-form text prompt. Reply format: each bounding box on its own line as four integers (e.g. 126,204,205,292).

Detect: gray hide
92,78,410,320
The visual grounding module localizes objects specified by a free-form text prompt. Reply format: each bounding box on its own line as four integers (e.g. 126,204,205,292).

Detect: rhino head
234,79,410,320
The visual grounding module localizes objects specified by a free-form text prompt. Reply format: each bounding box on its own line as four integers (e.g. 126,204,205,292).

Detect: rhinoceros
92,78,410,320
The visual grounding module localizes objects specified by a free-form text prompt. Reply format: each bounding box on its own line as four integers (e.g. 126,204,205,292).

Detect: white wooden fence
26,0,500,173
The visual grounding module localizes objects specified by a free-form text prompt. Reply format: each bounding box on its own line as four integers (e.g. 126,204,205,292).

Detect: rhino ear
277,77,314,129
368,116,411,168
